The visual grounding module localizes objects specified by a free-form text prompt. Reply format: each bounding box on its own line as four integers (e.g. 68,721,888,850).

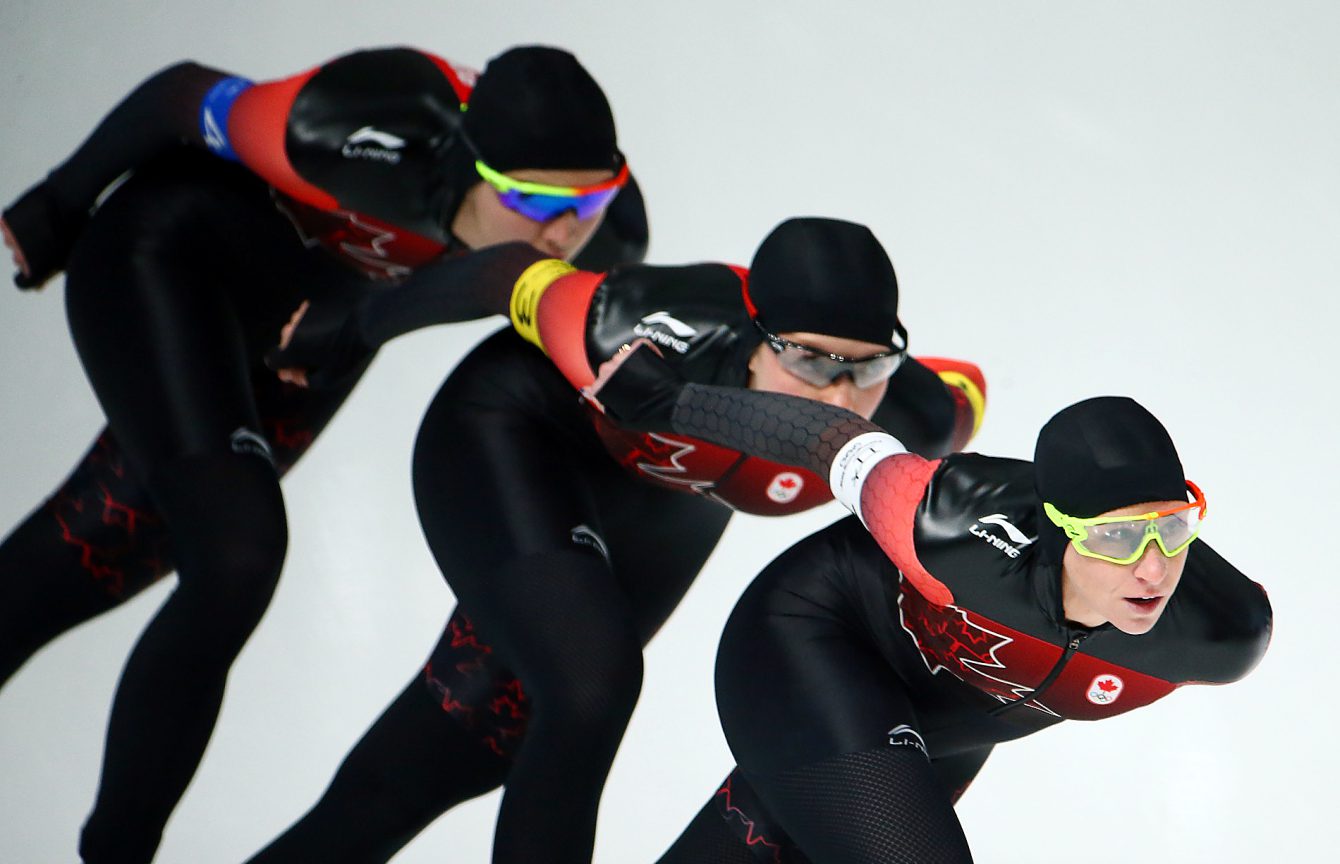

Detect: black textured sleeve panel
671,383,884,478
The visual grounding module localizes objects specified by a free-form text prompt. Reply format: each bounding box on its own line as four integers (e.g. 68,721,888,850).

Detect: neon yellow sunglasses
1043,480,1206,565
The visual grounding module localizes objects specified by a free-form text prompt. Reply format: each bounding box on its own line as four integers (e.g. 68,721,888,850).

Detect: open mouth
1125,596,1162,611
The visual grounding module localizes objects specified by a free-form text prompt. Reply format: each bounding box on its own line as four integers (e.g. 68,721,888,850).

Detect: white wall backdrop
1,2,1334,861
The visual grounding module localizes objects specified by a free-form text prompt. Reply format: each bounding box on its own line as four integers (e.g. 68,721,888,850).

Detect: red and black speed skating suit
603,374,1274,863
0,48,644,864
247,252,987,863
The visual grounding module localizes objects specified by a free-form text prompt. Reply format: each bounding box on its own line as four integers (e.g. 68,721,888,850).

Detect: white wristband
829,432,906,523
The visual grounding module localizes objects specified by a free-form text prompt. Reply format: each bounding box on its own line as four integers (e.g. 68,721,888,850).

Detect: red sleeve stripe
862,455,954,606
734,266,758,318
228,68,337,211
422,52,476,105
916,356,987,447
537,269,603,389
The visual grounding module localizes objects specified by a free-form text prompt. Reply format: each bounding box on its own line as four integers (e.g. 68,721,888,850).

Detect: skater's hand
582,338,658,411
582,340,683,431
274,301,310,387
0,217,30,283
265,297,372,390
4,180,87,290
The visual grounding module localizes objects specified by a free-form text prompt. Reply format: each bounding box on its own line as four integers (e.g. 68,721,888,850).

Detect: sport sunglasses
475,159,629,222
754,319,907,389
1043,480,1207,565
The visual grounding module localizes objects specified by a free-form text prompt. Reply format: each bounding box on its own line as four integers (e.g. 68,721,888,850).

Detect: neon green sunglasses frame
1043,480,1207,565
473,159,629,221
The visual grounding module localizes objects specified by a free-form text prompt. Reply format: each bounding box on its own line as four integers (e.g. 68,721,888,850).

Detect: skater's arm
591,344,911,497
267,243,612,391
592,342,948,597
909,356,987,453
265,242,550,386
3,61,234,288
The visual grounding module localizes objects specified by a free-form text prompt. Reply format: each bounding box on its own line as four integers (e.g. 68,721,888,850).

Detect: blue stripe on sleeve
199,76,253,162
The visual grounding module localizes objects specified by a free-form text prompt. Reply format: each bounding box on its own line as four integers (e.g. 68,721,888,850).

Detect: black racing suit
595,370,1272,863
247,255,987,864
0,48,645,864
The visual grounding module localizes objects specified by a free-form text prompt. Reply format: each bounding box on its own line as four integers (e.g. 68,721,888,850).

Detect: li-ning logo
202,107,226,153
570,524,612,566
1086,674,1124,705
632,311,697,354
341,126,406,164
887,724,928,756
229,427,274,467
968,513,1034,559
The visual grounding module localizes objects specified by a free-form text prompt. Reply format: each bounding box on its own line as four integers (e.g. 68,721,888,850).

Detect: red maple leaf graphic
778,477,797,489
1097,678,1118,692
899,581,1008,676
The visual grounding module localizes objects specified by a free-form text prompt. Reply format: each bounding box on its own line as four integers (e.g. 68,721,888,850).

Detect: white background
1,1,1334,861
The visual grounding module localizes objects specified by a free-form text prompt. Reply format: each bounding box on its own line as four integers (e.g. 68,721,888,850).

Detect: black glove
593,343,685,432
265,297,373,390
3,181,89,290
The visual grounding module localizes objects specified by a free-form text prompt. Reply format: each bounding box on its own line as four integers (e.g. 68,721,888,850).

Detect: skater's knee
530,638,644,740
150,449,288,618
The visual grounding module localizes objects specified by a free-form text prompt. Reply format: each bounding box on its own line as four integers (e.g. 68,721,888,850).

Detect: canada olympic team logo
766,472,804,503
1086,674,1124,705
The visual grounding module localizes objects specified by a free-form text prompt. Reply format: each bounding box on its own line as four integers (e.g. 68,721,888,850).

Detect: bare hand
275,300,310,387
1,216,32,282
580,337,661,411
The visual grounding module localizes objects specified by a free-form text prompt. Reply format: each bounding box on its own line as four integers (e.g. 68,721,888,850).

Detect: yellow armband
510,259,577,353
937,370,987,439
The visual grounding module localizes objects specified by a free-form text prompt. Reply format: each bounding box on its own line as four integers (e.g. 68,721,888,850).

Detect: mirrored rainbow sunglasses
475,159,629,222
1043,480,1207,565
